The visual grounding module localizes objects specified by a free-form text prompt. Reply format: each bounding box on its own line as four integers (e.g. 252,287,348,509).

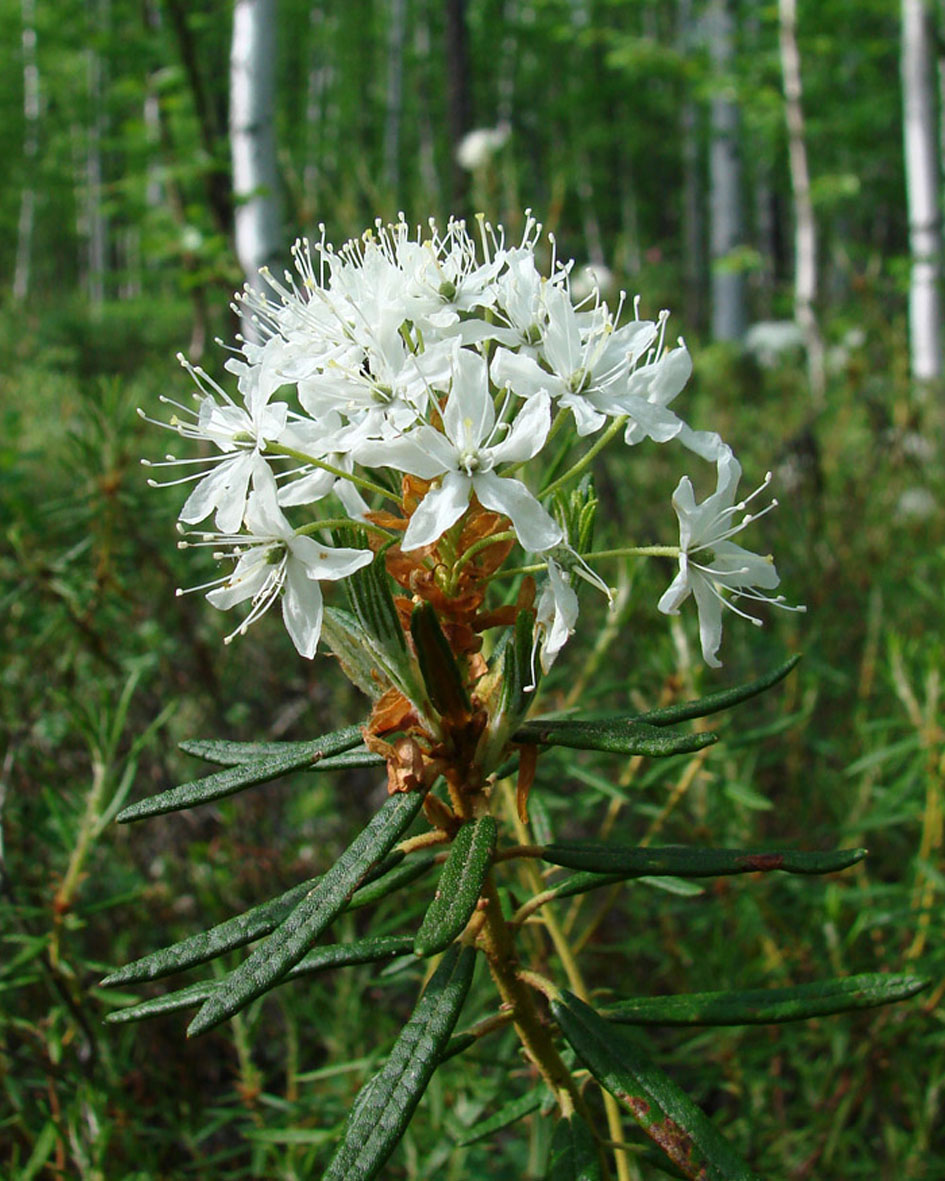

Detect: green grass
2,292,944,1179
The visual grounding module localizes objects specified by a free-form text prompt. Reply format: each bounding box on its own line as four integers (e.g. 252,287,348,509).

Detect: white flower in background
356,347,562,553
455,123,511,171
658,448,801,668
570,263,614,303
183,470,374,658
743,320,805,368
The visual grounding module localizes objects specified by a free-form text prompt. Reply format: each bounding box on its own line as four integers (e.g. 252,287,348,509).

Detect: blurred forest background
3,0,945,1177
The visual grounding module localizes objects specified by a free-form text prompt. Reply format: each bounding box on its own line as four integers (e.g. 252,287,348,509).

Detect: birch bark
13,0,38,302
779,0,825,401
707,0,745,342
902,0,943,381
231,0,281,340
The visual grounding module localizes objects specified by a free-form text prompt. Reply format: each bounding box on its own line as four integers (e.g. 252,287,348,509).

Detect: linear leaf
541,843,867,878
411,601,471,721
456,1087,544,1146
323,944,475,1181
601,973,929,1027
105,935,415,1024
178,726,364,767
100,878,317,985
414,816,497,956
514,718,717,757
187,789,425,1035
636,654,801,727
552,991,762,1181
348,851,438,910
119,726,365,821
548,1112,603,1181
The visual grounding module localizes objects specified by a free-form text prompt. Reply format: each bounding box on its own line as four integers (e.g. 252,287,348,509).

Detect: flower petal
402,471,472,550
283,561,324,658
471,470,562,552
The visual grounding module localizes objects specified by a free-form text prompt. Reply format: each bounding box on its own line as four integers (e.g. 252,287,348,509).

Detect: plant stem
476,872,583,1113
540,414,628,499
265,443,399,504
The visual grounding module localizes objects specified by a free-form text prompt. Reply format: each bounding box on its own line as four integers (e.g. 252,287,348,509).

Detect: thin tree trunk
230,0,281,341
303,5,334,218
86,0,109,310
383,0,407,198
707,0,746,342
779,0,825,401
414,14,441,210
444,0,472,210
902,0,943,382
678,0,703,329
165,0,232,236
13,0,38,302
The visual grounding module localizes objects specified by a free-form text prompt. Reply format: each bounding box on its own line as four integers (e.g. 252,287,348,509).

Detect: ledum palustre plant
104,215,927,1179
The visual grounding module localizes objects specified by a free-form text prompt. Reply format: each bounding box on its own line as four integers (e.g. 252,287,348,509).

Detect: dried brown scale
621,1093,707,1180
737,853,785,872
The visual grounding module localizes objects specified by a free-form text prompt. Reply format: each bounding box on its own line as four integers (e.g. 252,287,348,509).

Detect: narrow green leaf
635,654,800,727
456,1087,544,1146
541,843,867,878
187,790,425,1035
552,991,762,1181
411,601,471,720
178,726,364,767
105,935,415,1024
119,726,365,821
414,816,497,956
348,851,438,909
514,718,717,757
601,973,930,1027
323,944,475,1181
474,611,537,771
100,878,318,985
19,1119,59,1181
548,1112,603,1181
314,749,386,771
439,1031,477,1062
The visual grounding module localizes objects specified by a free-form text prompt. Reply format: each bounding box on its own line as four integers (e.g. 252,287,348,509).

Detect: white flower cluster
147,213,797,668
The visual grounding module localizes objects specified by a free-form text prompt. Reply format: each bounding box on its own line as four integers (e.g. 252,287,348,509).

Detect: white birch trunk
414,14,440,207
707,0,745,342
383,0,406,196
677,0,703,329
13,0,38,302
779,0,825,401
902,0,943,382
231,0,281,340
86,0,109,310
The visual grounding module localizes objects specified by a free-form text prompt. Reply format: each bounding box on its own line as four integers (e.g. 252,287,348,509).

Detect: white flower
533,559,579,679
658,448,800,668
183,471,373,658
455,123,511,171
355,347,563,553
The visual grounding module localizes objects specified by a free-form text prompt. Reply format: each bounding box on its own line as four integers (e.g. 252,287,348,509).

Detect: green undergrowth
2,294,943,1179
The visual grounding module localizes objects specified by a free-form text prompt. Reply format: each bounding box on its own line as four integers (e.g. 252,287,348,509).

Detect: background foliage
2,0,944,1177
